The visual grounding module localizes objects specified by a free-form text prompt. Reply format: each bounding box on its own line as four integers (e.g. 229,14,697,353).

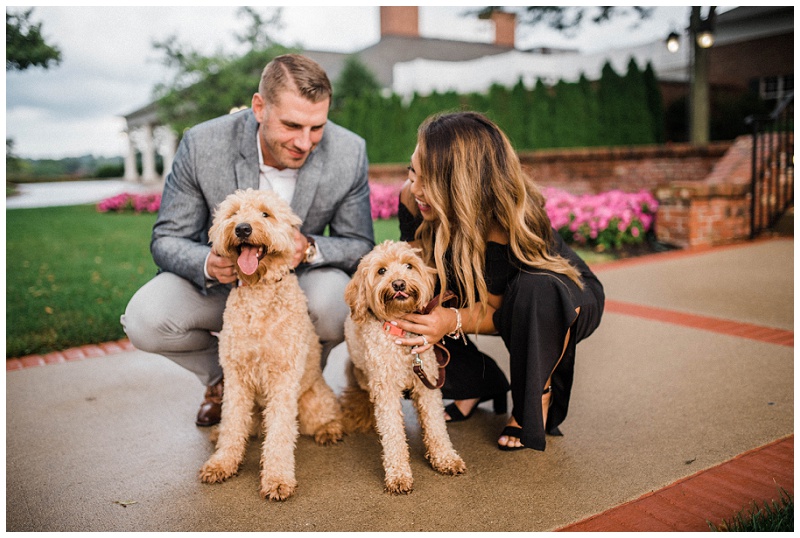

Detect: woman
392,111,604,451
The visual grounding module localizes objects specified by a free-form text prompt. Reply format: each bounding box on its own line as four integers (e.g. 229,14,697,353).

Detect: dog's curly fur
341,240,466,494
199,188,344,501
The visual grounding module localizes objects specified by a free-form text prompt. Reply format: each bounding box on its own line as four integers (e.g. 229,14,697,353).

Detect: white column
141,123,158,183
161,128,177,180
123,128,139,182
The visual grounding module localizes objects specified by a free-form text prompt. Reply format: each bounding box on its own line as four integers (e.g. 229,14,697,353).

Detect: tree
486,83,514,143
596,62,626,145
6,8,62,71
333,55,381,107
622,58,655,144
6,139,24,176
235,6,283,50
153,7,291,135
7,9,62,171
529,78,554,149
642,63,665,143
509,78,533,149
478,6,652,36
577,74,602,146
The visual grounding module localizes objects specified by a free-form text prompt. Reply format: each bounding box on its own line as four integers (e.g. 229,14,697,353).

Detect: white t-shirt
256,133,298,204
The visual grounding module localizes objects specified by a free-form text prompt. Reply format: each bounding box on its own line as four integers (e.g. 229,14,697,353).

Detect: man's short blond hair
258,54,332,106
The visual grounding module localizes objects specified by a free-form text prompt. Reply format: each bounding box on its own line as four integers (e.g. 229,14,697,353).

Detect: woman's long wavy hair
414,111,583,313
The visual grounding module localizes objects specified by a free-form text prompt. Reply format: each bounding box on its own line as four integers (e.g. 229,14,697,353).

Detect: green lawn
372,217,402,243
709,490,793,532
6,206,612,358
7,205,158,357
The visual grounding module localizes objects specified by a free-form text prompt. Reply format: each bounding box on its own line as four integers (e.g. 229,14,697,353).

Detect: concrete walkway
6,235,793,532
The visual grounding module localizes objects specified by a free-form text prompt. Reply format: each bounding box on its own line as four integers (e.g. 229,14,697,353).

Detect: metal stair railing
745,91,794,239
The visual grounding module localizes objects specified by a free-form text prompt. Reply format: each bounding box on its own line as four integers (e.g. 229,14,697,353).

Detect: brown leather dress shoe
196,378,224,427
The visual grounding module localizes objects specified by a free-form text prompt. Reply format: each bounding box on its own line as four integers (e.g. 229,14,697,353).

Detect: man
122,54,374,427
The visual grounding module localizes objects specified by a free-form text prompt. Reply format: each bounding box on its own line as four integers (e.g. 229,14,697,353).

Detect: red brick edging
605,299,794,347
556,435,794,532
589,237,794,347
6,338,135,371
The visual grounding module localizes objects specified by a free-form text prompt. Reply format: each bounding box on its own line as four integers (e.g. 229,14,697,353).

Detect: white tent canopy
392,36,690,98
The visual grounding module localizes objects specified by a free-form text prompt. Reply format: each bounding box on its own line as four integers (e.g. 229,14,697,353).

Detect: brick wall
655,182,751,247
517,143,732,194
368,138,755,249
369,143,732,189
654,137,753,248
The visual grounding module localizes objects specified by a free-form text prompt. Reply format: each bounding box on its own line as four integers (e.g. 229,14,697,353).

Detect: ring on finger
421,335,429,346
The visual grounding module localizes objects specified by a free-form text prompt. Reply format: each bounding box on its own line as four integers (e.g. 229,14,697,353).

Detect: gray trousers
121,268,351,386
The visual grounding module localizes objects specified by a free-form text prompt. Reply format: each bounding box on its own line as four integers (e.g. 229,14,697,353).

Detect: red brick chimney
488,10,516,48
380,6,419,38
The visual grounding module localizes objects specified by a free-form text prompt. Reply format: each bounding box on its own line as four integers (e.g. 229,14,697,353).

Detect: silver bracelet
446,307,467,344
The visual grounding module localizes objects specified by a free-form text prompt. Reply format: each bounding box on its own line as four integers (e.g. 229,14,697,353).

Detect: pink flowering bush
369,181,402,220
367,181,659,252
542,187,658,251
97,193,162,214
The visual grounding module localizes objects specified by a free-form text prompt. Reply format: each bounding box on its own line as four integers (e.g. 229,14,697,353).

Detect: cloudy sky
5,5,699,160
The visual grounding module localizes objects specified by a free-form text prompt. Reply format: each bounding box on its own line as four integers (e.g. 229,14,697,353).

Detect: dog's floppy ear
344,263,371,324
208,221,219,248
207,201,232,257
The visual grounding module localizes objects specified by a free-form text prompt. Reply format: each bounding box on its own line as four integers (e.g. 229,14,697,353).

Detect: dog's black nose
392,280,406,292
235,223,252,239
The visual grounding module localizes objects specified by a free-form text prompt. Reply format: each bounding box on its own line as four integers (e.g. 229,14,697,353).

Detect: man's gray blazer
151,109,375,291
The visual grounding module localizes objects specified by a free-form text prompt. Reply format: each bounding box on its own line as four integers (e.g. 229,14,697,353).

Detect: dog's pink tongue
238,245,260,275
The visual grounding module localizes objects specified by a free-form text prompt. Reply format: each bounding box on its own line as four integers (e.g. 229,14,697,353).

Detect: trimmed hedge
330,59,665,164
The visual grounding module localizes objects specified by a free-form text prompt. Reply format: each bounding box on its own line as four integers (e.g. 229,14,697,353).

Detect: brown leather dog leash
382,291,458,390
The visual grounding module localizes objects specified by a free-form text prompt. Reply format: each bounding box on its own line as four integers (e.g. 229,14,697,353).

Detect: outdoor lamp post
689,6,716,145
668,8,716,145
696,16,716,49
666,31,680,53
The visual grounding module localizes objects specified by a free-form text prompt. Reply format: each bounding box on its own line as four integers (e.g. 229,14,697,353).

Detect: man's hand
292,228,309,268
206,252,237,284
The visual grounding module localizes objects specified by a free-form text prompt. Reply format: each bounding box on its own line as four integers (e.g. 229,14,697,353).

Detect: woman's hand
391,306,457,354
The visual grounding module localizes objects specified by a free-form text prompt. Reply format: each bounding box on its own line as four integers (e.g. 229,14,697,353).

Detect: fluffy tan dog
199,188,343,501
341,240,466,494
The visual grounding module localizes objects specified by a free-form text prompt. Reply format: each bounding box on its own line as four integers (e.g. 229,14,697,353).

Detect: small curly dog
341,240,466,494
199,188,344,501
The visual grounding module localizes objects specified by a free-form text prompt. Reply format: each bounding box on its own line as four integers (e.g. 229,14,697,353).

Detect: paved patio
6,237,794,532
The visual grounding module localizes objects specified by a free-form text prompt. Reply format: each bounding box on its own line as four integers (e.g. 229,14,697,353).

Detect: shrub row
330,59,664,164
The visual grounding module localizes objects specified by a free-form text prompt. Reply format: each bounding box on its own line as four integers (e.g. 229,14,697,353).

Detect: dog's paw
314,420,345,446
430,453,467,476
260,475,297,501
199,458,238,484
385,475,413,495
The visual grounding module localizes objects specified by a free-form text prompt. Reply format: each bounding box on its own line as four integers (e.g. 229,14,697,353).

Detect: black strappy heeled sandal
498,385,558,450
497,426,525,451
445,393,507,422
